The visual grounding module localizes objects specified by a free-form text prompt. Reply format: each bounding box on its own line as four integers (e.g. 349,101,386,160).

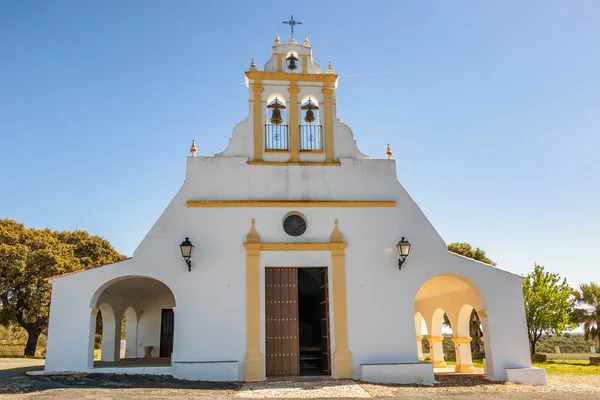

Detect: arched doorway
414,274,488,375
89,276,176,369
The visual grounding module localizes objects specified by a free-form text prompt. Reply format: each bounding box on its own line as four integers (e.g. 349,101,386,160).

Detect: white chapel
43,32,546,385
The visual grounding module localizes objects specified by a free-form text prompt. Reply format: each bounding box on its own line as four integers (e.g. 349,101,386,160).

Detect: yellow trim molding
427,337,443,343
247,161,341,166
242,219,352,381
246,71,338,83
187,200,396,208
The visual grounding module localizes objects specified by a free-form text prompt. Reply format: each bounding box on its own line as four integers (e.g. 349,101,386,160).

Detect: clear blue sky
1,1,598,287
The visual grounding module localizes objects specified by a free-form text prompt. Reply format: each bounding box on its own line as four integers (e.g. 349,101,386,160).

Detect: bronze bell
270,108,284,125
301,98,319,124
304,109,316,124
286,53,299,71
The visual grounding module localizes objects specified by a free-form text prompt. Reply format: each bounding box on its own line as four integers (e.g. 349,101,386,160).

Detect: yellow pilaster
288,85,300,162
277,54,283,72
330,232,352,378
322,86,335,162
302,55,308,73
252,83,264,161
243,243,263,381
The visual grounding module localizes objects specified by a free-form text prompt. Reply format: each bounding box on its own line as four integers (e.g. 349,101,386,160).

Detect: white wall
45,153,534,382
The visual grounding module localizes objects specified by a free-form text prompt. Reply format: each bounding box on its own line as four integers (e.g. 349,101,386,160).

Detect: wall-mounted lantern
396,237,411,269
179,237,194,272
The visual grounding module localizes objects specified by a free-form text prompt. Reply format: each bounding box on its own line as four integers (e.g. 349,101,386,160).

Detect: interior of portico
414,274,489,375
89,276,176,369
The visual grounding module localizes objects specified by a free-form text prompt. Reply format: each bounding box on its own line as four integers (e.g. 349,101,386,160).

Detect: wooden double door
265,267,331,377
159,309,174,357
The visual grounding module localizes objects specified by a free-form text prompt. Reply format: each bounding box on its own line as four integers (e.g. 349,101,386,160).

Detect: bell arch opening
88,276,176,369
299,97,321,151
414,274,488,375
265,96,288,151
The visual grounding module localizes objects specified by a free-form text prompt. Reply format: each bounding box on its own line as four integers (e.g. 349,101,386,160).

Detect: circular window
283,212,307,237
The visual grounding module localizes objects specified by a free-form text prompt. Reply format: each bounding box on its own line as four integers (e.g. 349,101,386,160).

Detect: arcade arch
89,276,176,368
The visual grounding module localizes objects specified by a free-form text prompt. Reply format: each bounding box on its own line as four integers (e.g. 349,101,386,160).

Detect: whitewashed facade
43,37,546,385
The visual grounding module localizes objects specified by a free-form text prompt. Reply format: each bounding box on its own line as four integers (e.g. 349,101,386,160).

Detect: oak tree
0,219,125,356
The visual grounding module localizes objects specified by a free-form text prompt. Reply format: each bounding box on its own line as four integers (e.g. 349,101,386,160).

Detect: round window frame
282,211,308,237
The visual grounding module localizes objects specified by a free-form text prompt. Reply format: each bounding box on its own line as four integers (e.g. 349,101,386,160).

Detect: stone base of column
333,351,353,379
454,363,477,373
243,352,264,382
432,360,448,368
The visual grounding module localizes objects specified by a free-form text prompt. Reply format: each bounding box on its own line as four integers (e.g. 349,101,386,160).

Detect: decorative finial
303,37,310,46
386,144,392,159
275,36,281,44
330,219,344,243
190,140,197,156
246,218,261,243
327,61,334,74
250,58,256,70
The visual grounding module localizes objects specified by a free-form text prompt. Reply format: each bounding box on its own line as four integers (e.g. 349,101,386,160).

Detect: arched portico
415,274,489,375
89,276,176,369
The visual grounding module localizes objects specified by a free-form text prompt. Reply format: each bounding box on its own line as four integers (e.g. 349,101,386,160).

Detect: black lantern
396,237,411,269
179,237,194,272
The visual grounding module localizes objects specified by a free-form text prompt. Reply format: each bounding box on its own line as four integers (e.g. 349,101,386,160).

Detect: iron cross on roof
282,15,303,40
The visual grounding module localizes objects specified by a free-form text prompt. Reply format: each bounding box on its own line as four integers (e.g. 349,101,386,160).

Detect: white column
124,307,138,359
479,311,495,379
98,303,121,362
453,337,476,373
88,308,99,368
428,337,447,368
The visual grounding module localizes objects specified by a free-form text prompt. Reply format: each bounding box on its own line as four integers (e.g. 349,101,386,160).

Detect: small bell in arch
301,98,319,124
286,53,299,71
267,97,286,125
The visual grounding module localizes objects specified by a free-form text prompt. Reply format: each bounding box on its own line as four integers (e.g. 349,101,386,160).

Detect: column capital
452,337,473,345
252,84,264,94
427,336,443,343
322,87,334,96
287,87,300,95
416,335,423,342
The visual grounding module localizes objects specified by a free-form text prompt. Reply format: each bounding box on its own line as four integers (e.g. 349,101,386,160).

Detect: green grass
444,359,600,376
533,359,600,376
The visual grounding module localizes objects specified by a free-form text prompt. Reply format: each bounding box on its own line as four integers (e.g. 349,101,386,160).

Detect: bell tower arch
217,33,368,164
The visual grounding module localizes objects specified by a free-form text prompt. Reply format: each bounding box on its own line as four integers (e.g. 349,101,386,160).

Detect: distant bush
532,354,547,362
537,334,595,354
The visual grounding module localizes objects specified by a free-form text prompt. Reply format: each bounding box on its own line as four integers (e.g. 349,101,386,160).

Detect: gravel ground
236,380,370,398
2,358,600,399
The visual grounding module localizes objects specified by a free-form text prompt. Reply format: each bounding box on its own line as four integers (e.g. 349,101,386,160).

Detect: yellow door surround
242,218,353,381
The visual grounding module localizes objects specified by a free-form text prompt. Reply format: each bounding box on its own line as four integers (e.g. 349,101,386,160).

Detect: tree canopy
447,242,496,266
522,264,574,355
0,219,125,356
572,282,600,348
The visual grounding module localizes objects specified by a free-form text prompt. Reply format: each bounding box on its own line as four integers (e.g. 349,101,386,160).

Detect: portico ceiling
99,277,173,303
415,275,474,302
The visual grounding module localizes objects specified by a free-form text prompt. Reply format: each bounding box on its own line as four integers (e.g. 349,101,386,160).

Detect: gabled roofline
448,251,525,279
44,257,131,282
